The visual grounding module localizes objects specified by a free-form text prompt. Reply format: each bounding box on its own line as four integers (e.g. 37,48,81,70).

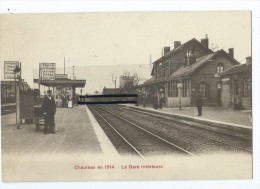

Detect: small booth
34,78,86,108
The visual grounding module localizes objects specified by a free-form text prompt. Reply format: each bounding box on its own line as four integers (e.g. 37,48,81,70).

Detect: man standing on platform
196,91,203,116
42,90,56,134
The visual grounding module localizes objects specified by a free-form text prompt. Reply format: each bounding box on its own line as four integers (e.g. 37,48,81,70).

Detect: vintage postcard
0,11,253,182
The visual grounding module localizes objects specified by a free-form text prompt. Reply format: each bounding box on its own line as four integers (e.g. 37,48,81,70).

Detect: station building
138,35,241,107
102,87,119,95
220,57,252,110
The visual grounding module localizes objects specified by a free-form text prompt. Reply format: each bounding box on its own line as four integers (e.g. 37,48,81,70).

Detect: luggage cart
34,105,45,131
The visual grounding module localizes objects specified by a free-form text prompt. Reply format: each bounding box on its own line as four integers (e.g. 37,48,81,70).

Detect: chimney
228,48,234,58
246,56,252,64
163,47,170,55
174,41,181,49
201,34,209,48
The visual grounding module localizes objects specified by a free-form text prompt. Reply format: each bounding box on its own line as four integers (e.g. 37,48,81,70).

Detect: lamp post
177,80,183,110
13,65,21,129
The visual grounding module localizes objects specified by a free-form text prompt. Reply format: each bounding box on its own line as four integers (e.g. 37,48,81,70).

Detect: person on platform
196,91,203,116
68,96,73,108
42,90,56,134
62,95,67,108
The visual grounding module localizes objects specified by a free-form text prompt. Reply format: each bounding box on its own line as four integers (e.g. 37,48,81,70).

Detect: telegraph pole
73,66,75,80
64,57,66,74
14,64,21,129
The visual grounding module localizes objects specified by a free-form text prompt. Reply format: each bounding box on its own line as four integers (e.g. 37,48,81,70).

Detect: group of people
137,90,203,116
137,93,165,109
62,95,73,108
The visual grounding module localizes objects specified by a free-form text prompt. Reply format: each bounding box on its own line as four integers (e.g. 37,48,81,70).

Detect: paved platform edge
85,106,120,157
121,105,252,130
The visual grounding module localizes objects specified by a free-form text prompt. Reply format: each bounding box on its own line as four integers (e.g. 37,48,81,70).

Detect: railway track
112,105,252,153
1,104,16,116
89,105,196,157
89,104,252,156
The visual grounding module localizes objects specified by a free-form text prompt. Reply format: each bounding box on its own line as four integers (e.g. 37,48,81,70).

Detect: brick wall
191,55,237,106
242,97,252,109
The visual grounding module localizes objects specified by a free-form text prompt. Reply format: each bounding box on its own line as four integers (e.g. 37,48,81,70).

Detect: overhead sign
4,61,20,79
39,63,56,80
177,83,183,88
222,78,230,82
55,74,68,79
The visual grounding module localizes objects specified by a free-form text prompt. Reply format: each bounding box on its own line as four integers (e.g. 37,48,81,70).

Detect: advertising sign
39,63,56,80
4,61,20,79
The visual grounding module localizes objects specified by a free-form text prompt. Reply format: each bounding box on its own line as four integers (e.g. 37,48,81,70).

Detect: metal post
64,57,65,74
73,66,75,80
16,77,21,129
178,81,182,110
179,90,182,110
15,78,17,125
72,87,76,106
38,66,41,95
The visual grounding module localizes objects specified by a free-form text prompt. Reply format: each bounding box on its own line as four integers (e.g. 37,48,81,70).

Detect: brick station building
138,35,241,107
220,57,252,110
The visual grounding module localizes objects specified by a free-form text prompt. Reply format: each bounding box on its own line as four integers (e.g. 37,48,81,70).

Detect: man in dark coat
42,90,56,134
62,95,67,108
196,91,203,116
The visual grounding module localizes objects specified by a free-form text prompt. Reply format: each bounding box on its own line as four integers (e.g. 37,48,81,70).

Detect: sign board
39,63,56,80
4,61,20,79
177,83,183,88
222,77,230,82
55,74,68,79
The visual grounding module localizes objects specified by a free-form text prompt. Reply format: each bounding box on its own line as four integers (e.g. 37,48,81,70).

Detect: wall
221,71,252,110
191,54,237,106
167,97,191,107
154,40,212,80
221,77,232,107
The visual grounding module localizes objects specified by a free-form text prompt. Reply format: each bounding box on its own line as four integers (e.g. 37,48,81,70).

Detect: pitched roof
151,38,213,76
144,76,156,84
221,63,251,76
152,38,213,65
169,52,217,79
137,76,166,87
169,49,240,79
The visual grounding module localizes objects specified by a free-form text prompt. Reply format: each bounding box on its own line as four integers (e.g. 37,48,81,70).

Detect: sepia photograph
0,1,259,188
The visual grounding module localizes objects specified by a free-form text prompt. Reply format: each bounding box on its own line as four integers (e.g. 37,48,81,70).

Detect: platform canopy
34,79,86,88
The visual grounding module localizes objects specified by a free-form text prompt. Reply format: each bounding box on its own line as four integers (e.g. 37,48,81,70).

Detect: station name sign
55,74,68,79
4,61,20,79
39,63,56,80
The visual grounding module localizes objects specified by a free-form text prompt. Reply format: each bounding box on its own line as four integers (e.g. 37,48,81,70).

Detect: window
243,79,251,97
182,79,191,97
235,80,239,95
199,82,207,98
161,65,164,79
168,81,178,97
217,63,224,74
155,66,158,79
165,63,169,77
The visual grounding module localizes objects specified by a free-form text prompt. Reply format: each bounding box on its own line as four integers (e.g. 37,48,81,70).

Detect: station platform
1,105,118,156
123,104,252,128
1,105,121,181
1,103,16,107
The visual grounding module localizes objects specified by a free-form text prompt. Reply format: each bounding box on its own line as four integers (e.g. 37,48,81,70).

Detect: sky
0,11,251,93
